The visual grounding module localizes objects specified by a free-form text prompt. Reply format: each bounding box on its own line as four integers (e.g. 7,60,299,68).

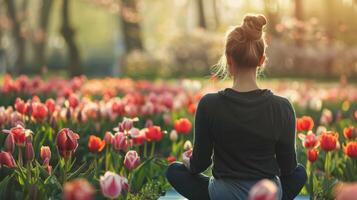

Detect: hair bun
242,14,267,41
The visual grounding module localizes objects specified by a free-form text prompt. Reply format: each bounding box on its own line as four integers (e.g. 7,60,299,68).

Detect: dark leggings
166,163,307,200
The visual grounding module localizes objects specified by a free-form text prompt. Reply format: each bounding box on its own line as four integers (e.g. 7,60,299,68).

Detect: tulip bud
64,178,95,200
249,179,278,200
169,130,178,142
0,151,17,168
25,142,34,162
163,113,171,125
124,150,140,170
174,118,192,134
10,125,26,146
45,98,56,113
112,132,130,151
121,118,133,131
183,140,192,151
145,126,163,142
40,146,51,162
307,149,319,163
88,135,106,153
145,119,153,128
56,128,80,158
100,171,127,199
104,131,114,144
4,133,15,153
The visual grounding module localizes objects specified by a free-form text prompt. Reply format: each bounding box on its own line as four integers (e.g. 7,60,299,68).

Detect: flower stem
18,146,23,167
144,142,147,158
150,142,156,157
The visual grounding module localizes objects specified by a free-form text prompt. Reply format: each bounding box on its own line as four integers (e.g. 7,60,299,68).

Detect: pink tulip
64,178,95,200
112,132,130,151
249,179,278,200
0,151,16,168
124,150,140,170
100,171,128,199
104,131,114,144
56,128,80,157
40,146,51,163
25,142,34,162
4,133,15,153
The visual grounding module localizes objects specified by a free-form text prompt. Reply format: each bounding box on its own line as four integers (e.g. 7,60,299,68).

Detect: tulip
131,129,146,146
100,171,127,199
68,94,79,109
344,127,356,140
249,179,278,200
354,110,357,121
182,149,192,169
145,119,153,128
320,109,333,125
307,149,319,163
4,133,15,153
174,118,192,134
0,151,16,168
104,131,114,144
169,130,178,142
298,132,319,149
25,142,34,163
45,98,56,113
40,146,51,163
167,155,176,164
296,116,314,132
335,183,357,200
343,142,357,158
15,98,28,114
56,128,80,157
145,126,163,142
10,125,26,146
112,132,130,151
163,113,171,125
124,150,140,170
183,140,192,151
64,178,95,200
31,102,48,120
320,131,338,152
88,135,106,152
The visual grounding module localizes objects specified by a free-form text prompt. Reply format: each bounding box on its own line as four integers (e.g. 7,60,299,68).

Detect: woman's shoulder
270,94,295,115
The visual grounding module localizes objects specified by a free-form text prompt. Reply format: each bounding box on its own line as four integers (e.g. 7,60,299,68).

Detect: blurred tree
294,0,304,47
212,0,220,30
120,0,144,53
33,0,53,74
4,0,26,74
197,0,207,29
61,0,82,76
263,0,281,37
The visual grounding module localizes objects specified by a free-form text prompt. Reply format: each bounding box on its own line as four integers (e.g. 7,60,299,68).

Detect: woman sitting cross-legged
166,14,307,200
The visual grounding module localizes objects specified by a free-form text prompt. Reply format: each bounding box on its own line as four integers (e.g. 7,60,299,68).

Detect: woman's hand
182,149,192,169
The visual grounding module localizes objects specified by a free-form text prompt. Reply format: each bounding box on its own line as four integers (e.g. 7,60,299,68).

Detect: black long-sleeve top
189,88,297,180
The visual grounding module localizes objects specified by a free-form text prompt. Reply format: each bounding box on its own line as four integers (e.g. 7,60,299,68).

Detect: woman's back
189,88,297,181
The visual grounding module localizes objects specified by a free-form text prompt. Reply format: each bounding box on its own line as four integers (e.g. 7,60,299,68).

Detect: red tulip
145,126,163,141
4,133,15,153
15,98,28,114
45,98,56,113
31,102,48,120
68,94,79,109
124,150,140,170
307,149,319,163
111,101,124,114
56,128,80,157
249,179,277,200
10,125,27,146
320,131,338,152
88,135,106,152
100,171,127,199
25,142,34,162
167,155,176,164
64,178,95,200
344,142,357,158
344,127,356,140
112,132,130,151
40,146,51,163
131,129,146,146
0,151,16,168
298,133,319,149
174,118,192,134
188,103,196,114
296,116,314,132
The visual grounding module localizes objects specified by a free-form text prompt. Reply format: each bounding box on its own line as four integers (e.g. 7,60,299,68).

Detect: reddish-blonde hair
214,14,267,78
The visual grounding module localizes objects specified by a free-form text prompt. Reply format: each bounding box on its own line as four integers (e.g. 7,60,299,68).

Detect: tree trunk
34,0,53,74
5,0,26,75
120,0,144,53
60,0,82,77
263,0,280,37
212,0,220,30
294,0,304,47
197,0,206,29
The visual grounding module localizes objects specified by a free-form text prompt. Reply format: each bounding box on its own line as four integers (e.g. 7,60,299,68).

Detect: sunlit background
0,0,357,79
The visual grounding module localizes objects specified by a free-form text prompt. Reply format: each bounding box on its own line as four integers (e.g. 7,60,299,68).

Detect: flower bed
0,75,356,199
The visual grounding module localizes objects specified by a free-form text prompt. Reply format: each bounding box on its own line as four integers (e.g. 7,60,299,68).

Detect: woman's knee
166,162,186,182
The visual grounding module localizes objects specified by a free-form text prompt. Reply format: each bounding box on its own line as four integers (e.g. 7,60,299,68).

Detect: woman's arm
275,100,298,176
188,95,214,174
